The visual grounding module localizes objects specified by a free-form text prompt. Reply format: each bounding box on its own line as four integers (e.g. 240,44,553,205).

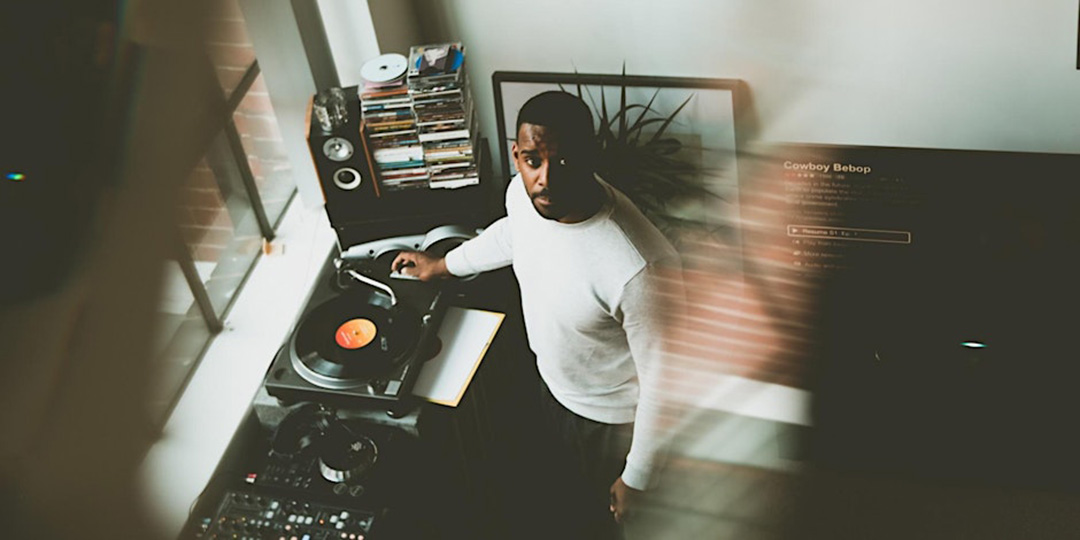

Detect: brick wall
178,158,232,263
641,154,829,452
652,152,833,431
176,0,292,264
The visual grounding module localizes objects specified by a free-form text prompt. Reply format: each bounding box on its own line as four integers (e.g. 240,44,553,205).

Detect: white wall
318,0,381,87
410,0,1080,175
319,0,427,88
240,0,325,208
367,0,425,62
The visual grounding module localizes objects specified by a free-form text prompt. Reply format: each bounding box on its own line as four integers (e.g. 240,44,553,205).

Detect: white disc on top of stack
360,53,408,85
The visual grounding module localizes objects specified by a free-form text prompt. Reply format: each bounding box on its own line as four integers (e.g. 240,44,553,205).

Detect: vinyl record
360,53,408,84
293,289,419,384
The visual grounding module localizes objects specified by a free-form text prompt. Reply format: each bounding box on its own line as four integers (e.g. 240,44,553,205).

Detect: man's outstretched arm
392,216,514,281
611,262,684,523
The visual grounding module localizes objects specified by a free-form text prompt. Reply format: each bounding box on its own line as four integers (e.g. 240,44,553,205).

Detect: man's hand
391,251,450,282
609,477,642,524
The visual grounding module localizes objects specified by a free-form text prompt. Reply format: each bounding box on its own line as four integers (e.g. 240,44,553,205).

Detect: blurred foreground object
0,1,217,538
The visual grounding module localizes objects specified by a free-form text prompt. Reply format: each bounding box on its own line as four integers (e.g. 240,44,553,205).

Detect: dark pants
536,379,634,540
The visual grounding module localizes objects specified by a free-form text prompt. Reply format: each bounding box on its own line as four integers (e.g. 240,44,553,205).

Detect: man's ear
511,141,519,161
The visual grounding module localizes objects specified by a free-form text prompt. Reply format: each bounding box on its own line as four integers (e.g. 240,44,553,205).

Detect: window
151,0,296,425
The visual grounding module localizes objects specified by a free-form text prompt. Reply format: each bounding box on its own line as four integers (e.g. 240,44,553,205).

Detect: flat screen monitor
749,143,1080,490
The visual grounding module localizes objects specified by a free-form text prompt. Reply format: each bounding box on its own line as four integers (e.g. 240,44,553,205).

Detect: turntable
264,226,478,415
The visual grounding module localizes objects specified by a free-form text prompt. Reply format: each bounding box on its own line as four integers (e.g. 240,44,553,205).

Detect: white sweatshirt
444,173,679,490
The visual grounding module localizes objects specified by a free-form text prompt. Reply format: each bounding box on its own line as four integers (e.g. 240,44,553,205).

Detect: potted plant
559,69,733,249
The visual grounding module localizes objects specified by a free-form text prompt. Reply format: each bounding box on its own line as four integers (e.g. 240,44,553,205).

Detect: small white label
385,380,401,395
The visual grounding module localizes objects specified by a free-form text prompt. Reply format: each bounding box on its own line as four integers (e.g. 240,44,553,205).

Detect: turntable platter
292,290,420,388
264,252,448,407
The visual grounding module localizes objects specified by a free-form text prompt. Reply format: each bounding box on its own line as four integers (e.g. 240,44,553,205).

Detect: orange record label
335,318,378,350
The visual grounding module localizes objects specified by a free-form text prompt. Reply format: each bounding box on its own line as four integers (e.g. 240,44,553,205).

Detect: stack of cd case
407,42,480,190
360,54,430,191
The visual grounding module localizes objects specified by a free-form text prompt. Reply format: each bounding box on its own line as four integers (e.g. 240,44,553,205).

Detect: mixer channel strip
193,490,376,540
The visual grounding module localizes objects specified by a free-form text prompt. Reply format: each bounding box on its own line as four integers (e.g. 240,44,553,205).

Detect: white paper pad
411,307,504,406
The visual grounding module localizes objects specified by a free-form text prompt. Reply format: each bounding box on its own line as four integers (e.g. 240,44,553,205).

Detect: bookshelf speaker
306,86,379,230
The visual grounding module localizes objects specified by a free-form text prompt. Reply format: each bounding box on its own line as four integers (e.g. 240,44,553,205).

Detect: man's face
512,123,593,221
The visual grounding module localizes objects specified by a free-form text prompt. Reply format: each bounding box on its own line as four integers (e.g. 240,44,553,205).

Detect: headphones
268,403,380,484
338,224,481,261
269,403,336,460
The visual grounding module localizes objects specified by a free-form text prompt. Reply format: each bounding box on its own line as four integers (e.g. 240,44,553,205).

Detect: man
393,91,679,538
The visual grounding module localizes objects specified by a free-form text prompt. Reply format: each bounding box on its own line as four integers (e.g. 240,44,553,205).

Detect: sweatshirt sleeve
443,216,513,276
617,262,684,490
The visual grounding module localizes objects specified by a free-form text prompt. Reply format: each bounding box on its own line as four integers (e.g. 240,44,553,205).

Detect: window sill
139,201,335,537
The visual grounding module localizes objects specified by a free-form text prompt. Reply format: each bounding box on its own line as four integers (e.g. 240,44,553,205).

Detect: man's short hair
515,91,596,147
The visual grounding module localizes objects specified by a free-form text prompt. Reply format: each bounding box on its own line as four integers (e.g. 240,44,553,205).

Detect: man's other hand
391,251,450,282
609,477,642,524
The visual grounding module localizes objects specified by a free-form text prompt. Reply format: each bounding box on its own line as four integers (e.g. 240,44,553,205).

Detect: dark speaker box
306,86,379,231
